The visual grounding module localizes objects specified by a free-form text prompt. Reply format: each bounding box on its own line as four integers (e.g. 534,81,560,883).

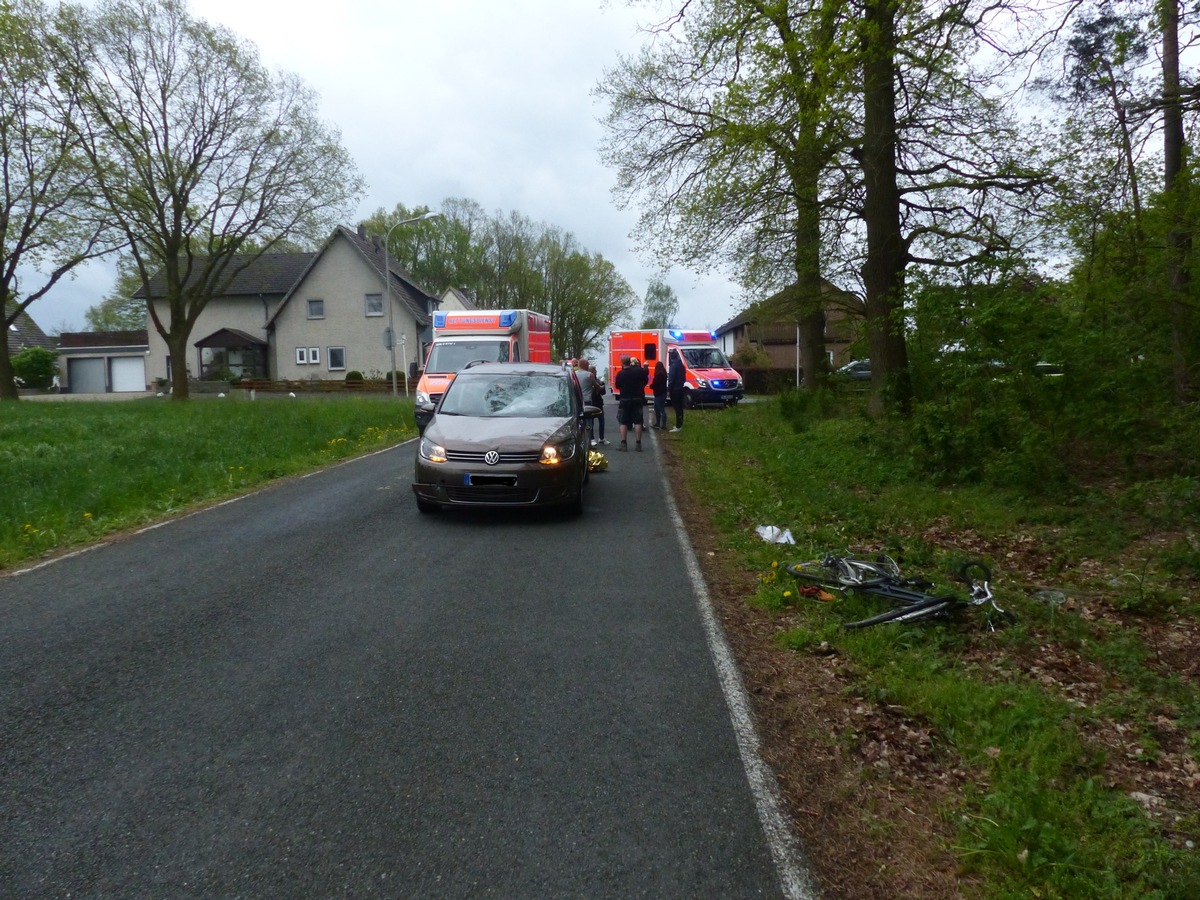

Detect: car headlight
540,423,577,465
693,376,708,388
416,390,432,406
419,436,447,463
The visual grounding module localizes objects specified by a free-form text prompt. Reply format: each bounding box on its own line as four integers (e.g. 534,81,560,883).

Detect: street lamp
383,211,441,397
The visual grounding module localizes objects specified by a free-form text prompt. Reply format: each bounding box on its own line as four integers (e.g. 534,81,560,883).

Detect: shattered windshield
439,373,572,418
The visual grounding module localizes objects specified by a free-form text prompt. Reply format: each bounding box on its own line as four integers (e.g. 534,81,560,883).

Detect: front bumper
412,458,583,508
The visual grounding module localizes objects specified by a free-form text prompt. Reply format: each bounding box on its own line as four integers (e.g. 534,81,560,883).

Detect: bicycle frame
787,554,1011,628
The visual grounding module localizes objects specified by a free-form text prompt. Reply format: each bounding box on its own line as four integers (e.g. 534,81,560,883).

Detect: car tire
567,466,586,516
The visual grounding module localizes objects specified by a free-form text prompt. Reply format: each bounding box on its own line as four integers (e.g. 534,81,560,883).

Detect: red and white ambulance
608,329,743,407
414,309,552,432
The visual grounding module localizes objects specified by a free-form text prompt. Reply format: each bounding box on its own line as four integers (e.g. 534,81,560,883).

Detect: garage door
111,356,146,392
68,358,106,394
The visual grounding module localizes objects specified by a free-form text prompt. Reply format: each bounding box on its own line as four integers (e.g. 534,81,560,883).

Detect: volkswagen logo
484,450,500,466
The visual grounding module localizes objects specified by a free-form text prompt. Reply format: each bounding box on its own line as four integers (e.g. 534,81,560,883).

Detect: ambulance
414,309,552,432
608,329,743,407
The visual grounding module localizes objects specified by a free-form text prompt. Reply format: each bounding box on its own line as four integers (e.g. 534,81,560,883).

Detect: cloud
28,0,744,333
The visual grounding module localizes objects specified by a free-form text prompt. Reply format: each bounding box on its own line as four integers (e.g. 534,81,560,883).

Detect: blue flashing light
434,312,447,328
668,329,683,339
499,311,518,328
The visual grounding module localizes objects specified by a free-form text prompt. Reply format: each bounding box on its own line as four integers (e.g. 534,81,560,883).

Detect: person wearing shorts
614,355,649,451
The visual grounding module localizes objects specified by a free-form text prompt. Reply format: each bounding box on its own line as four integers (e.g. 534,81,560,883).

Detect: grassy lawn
671,396,1199,898
0,396,415,569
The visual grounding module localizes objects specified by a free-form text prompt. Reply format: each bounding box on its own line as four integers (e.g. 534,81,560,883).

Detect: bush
739,366,799,395
344,370,364,384
13,347,58,390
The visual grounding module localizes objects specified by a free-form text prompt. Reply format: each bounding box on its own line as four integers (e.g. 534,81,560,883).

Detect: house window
365,293,383,316
328,347,346,371
308,347,320,365
296,347,309,365
307,299,324,319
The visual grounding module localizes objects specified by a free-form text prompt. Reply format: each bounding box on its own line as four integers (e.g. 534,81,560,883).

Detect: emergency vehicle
414,309,552,432
608,329,744,407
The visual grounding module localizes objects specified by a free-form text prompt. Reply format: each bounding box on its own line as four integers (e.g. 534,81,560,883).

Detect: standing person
575,358,600,446
614,355,649,451
667,348,686,432
590,362,608,444
650,360,668,429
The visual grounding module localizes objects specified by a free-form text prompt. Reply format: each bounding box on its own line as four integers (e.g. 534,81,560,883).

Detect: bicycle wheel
786,561,844,591
842,597,963,629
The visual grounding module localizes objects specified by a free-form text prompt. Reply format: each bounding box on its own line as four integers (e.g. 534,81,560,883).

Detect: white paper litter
755,525,795,544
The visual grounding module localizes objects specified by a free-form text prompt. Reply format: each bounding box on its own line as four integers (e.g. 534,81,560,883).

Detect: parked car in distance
835,359,871,381
412,362,600,515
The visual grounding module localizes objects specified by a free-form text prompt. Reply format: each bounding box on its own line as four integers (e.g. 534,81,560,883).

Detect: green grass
683,396,1200,899
0,396,415,568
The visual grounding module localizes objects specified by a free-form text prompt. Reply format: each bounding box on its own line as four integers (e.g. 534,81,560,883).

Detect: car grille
710,379,737,389
445,449,543,464
445,485,539,504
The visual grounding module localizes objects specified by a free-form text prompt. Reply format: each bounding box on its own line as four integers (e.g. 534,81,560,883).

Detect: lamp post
383,211,441,397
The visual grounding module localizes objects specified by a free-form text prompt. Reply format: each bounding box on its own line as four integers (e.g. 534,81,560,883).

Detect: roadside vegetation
5,382,1197,897
0,397,412,569
670,393,1199,899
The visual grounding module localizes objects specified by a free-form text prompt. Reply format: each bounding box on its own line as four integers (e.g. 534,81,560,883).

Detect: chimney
357,224,367,239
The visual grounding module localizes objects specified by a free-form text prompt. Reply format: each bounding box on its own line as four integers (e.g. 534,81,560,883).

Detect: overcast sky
28,0,747,334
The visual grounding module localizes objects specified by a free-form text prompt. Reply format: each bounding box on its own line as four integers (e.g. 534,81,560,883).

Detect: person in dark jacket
667,348,686,431
614,355,649,451
650,361,668,429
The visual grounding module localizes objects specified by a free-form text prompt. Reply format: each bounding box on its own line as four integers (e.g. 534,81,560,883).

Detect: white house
142,225,451,384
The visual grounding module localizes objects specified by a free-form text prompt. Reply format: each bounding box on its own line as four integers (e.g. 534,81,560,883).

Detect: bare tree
58,0,363,398
0,0,118,400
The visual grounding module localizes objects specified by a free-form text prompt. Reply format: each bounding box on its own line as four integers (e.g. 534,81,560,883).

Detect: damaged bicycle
785,553,1015,629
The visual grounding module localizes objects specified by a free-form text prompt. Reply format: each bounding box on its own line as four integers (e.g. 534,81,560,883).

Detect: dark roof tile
5,306,57,354
133,252,316,299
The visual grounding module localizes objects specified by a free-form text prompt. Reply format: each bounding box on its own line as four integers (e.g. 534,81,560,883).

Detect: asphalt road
1,426,812,898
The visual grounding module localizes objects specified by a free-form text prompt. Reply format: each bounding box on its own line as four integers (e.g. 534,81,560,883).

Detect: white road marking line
655,440,820,900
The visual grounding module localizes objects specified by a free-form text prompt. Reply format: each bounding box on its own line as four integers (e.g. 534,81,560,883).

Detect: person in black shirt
650,360,668,429
614,356,649,451
667,348,686,431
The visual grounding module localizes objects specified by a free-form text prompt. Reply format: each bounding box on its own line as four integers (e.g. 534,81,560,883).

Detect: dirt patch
661,443,1200,898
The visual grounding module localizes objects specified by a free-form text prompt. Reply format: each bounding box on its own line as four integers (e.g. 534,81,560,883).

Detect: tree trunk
860,0,910,416
0,340,19,401
167,332,190,400
794,177,829,388
1161,0,1194,403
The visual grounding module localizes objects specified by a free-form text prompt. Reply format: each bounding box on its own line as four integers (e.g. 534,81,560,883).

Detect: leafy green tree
359,198,637,355
602,0,1050,410
58,0,363,399
599,0,862,389
640,279,679,328
85,254,147,331
0,0,118,400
